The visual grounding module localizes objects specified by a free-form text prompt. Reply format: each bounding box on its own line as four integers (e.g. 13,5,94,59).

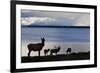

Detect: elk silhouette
27,38,45,57
66,48,72,54
50,46,61,55
44,49,50,56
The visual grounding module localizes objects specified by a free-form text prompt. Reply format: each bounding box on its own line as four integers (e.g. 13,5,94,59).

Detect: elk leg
50,52,52,55
50,52,51,55
44,53,46,56
28,50,31,57
56,52,57,55
38,51,40,56
45,53,46,56
70,51,71,54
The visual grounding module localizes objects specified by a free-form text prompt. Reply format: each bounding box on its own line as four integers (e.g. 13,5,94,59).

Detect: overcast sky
21,9,90,26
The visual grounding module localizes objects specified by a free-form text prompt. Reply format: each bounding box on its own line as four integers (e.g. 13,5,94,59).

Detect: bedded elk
44,49,50,56
27,38,45,57
50,46,61,55
66,48,72,54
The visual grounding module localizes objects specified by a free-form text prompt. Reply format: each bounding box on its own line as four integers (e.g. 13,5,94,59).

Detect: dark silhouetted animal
66,48,72,54
27,38,45,57
50,46,61,55
44,49,50,56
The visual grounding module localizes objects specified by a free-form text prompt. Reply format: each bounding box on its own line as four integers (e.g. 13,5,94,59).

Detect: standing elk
44,49,50,56
27,38,45,57
66,48,72,54
50,46,61,55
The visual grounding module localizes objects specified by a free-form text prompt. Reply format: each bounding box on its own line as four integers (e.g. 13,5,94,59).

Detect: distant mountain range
22,25,90,28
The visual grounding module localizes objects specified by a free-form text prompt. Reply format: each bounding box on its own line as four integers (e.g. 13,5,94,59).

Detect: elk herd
27,38,72,57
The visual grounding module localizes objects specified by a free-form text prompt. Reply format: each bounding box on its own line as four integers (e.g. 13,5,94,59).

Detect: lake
21,27,90,56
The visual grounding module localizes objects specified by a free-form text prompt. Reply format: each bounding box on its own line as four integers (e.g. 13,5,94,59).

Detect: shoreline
21,52,90,63
21,42,90,56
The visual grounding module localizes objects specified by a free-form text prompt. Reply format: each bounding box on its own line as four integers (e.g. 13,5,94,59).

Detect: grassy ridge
21,52,90,63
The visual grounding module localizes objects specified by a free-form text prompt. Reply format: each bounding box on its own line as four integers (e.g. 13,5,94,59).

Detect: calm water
21,27,90,43
21,27,90,56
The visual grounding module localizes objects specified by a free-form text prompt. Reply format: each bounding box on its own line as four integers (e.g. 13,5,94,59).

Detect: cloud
75,14,90,26
21,10,90,26
21,17,56,25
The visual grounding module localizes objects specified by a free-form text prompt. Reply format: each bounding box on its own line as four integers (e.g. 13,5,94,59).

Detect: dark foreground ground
21,52,90,63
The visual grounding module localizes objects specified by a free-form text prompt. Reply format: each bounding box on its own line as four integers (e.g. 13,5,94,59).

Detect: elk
66,48,72,54
27,38,45,57
50,46,61,55
44,49,50,56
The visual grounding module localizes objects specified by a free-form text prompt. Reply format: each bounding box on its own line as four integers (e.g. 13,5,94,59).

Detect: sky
21,9,90,26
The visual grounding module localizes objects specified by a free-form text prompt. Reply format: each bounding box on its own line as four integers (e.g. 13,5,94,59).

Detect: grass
21,52,90,63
